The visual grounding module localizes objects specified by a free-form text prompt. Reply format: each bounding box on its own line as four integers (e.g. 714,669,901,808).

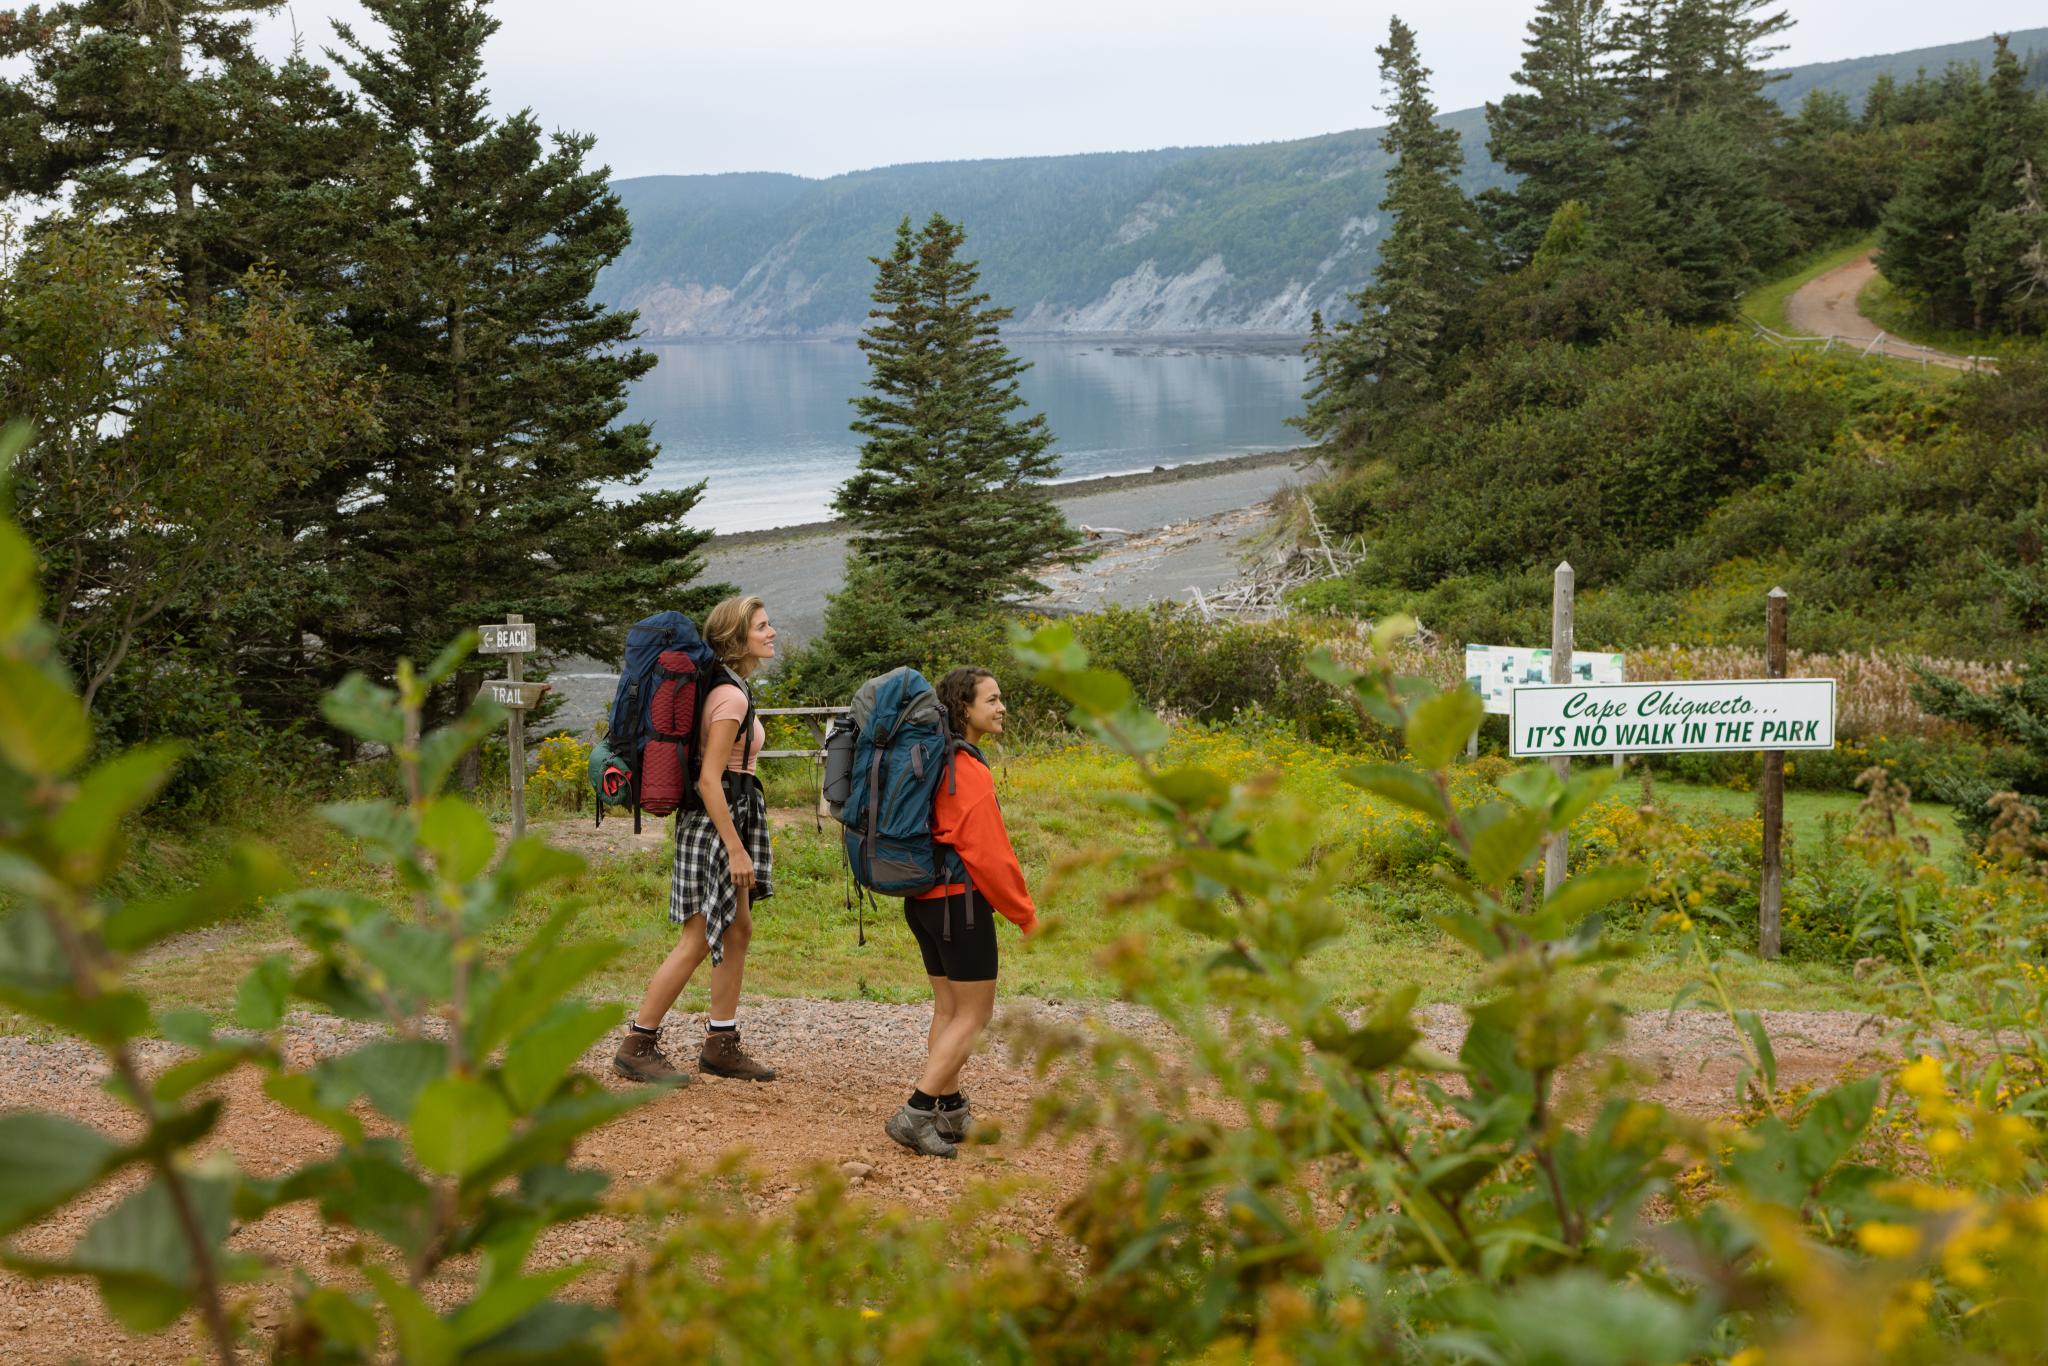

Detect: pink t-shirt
702,679,763,774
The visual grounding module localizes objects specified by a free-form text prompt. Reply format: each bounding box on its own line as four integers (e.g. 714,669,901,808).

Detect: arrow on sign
478,622,538,654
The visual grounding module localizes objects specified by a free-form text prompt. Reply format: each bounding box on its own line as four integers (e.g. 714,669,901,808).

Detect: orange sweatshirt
914,750,1038,934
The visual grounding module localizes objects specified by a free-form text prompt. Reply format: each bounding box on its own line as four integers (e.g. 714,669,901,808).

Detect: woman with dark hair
613,594,780,1084
885,666,1039,1158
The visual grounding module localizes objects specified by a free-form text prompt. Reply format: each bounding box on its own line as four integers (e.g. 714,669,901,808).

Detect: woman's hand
727,843,755,892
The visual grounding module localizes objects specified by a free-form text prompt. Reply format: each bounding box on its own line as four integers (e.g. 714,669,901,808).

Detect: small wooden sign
478,622,538,654
487,680,550,710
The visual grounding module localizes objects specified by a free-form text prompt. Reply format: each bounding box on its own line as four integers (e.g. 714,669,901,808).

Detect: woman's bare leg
707,890,752,1021
917,979,996,1097
634,915,711,1029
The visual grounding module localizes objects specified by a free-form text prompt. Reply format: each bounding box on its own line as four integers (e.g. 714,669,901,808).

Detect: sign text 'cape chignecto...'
1509,679,1837,758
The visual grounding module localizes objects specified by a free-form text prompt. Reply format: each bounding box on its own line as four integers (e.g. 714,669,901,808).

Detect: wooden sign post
1759,588,1789,960
479,615,544,840
1546,561,1574,897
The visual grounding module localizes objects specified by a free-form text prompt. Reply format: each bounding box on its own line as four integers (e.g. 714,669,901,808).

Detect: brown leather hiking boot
699,1029,777,1081
613,1029,688,1085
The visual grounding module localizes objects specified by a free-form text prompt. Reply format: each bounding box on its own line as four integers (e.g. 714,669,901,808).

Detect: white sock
708,1017,737,1030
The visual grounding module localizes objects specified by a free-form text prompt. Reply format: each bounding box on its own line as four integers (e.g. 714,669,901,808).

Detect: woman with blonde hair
613,595,779,1083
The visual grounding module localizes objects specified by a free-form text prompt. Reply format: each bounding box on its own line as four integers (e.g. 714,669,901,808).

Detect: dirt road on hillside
1785,253,1884,341
0,994,1897,1363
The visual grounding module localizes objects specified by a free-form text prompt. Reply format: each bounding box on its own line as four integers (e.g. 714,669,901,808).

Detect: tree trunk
455,669,483,791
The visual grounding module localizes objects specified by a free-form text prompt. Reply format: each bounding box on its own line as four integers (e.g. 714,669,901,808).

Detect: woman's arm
696,715,753,889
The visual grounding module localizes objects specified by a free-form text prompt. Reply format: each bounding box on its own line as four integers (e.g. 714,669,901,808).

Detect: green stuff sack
589,739,634,826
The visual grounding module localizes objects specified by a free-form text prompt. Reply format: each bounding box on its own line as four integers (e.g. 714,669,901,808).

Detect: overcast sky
253,1,2047,181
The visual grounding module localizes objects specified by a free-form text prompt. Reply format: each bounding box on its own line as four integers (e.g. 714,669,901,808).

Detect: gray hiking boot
933,1097,974,1144
612,1029,689,1085
885,1103,958,1159
699,1029,777,1081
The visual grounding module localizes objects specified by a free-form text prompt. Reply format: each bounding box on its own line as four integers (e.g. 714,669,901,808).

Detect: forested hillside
599,27,2047,337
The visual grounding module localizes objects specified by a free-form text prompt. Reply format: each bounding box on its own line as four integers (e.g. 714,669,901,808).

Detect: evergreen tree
1609,0,1791,140
0,0,368,310
1484,0,1622,264
1296,18,1492,448
322,0,715,748
1883,37,2048,333
834,213,1081,611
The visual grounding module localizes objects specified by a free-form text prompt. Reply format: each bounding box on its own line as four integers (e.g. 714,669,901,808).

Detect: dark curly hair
934,667,997,741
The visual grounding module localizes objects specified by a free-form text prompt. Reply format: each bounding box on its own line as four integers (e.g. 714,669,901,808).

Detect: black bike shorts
903,889,999,982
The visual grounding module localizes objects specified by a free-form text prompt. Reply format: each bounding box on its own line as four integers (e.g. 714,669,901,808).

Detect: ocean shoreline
707,446,1320,549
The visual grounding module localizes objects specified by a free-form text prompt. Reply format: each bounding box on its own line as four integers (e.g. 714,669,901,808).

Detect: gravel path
1782,251,1980,371
0,993,1898,1363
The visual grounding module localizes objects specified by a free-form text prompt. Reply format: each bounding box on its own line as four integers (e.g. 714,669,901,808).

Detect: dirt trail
1784,252,1884,341
1781,251,1986,371
0,994,1896,1363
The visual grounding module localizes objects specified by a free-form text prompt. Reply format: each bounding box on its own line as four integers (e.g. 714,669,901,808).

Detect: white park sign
1466,643,1624,715
1510,678,1836,757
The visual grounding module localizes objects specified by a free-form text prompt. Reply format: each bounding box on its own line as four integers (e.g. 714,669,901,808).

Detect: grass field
1739,235,1876,334
71,724,1966,1038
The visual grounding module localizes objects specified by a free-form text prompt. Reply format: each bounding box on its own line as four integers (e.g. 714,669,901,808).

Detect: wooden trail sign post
1759,588,1789,959
479,615,546,840
1546,561,1574,898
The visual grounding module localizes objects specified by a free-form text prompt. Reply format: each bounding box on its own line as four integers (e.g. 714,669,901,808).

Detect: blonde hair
703,595,768,675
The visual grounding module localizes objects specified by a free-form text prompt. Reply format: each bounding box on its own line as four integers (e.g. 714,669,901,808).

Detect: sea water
623,338,1309,534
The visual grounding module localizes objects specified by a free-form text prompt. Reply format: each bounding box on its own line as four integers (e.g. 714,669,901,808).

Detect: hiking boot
933,1097,974,1144
885,1103,958,1159
613,1029,689,1085
699,1029,777,1081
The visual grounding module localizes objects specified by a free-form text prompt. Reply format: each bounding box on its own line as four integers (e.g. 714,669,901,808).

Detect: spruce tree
1485,0,1622,264
1883,38,2048,333
1609,0,1791,140
323,0,715,744
1296,18,1491,448
834,213,1081,612
0,0,368,310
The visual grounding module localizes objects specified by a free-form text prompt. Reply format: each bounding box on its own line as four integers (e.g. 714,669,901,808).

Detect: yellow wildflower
1857,1222,1920,1258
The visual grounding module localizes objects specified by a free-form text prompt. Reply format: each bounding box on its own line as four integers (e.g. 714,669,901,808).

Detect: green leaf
263,1071,366,1146
468,904,620,1056
344,914,454,1002
155,1007,216,1048
1552,766,1620,831
318,1038,449,1122
153,1045,259,1104
1051,667,1135,716
366,1265,457,1366
1341,763,1447,821
319,800,417,862
1539,866,1650,927
411,1076,512,1177
1793,1076,1881,1185
1304,647,1360,691
71,1175,233,1331
420,796,494,882
465,1087,655,1190
1735,1011,1779,1094
501,1003,619,1112
320,673,406,747
103,843,289,955
1370,613,1418,653
464,1301,610,1365
0,1111,121,1235
1465,807,1550,889
420,699,507,797
451,1264,586,1347
233,954,293,1031
0,657,88,778
1404,688,1483,771
1144,765,1231,811
1498,762,1563,810
423,632,479,689
50,745,182,880
302,1288,381,1353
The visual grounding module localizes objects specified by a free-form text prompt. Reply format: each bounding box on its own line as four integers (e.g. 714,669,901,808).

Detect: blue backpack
837,668,967,900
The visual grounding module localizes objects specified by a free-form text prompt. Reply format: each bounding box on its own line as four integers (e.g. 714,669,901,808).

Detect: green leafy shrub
0,460,657,1360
